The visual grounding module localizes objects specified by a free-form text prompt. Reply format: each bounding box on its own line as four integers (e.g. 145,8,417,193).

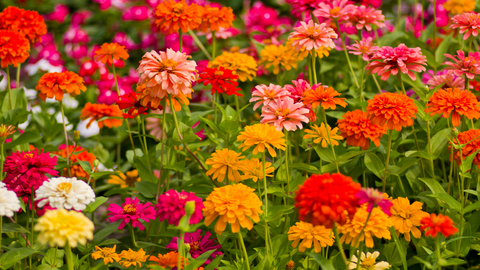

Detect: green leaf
435,34,453,63
337,150,370,163
89,171,118,180
431,128,449,158
418,178,447,194
266,205,294,222
199,116,225,140
135,181,157,199
42,248,64,268
292,163,319,174
440,258,466,267
0,248,39,269
428,193,462,212
184,249,216,270
314,146,334,163
219,119,240,134
203,254,224,270
460,150,480,174
307,253,335,270
1,223,29,234
84,196,108,213
266,187,291,198
1,88,27,112
4,130,41,150
92,223,121,245
364,152,384,179
134,156,157,183
405,151,436,160
97,239,121,246
464,201,480,213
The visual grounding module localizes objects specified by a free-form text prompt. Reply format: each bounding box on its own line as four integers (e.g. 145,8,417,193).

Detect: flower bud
453,128,459,136
185,243,191,252
93,159,100,168
185,200,196,216
73,131,80,143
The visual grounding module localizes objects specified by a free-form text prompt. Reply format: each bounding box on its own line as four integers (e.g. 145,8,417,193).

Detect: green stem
412,126,426,178
284,131,290,196
95,129,102,150
349,210,372,260
465,76,469,90
397,73,406,94
389,227,408,270
156,98,167,200
427,120,436,179
235,95,242,122
383,130,393,192
64,242,74,270
0,141,4,182
436,236,442,270
214,93,218,124
335,20,360,88
333,223,348,267
16,64,20,88
60,101,72,177
178,232,185,270
141,116,151,169
30,187,34,268
397,0,402,30
433,0,437,59
238,232,251,270
359,62,365,102
321,108,339,172
188,29,212,60
212,31,216,59
129,225,137,248
311,52,317,85
262,152,268,215
6,67,12,110
372,74,382,93
179,29,183,52
308,55,313,84
0,216,2,254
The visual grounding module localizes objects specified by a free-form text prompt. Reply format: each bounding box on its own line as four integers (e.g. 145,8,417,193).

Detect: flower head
443,0,476,14
55,145,96,179
285,79,312,103
259,44,299,75
367,92,418,131
295,173,361,228
261,97,310,131
288,20,337,51
337,110,386,150
149,251,181,269
421,213,458,238
237,124,286,157
349,251,391,270
0,187,21,217
424,70,465,90
136,83,192,111
107,197,156,230
117,92,153,119
92,245,120,265
199,5,234,32
0,6,47,44
156,189,204,226
314,0,356,20
80,102,123,129
302,85,347,110
347,37,380,61
154,0,202,34
107,170,141,188
0,30,30,68
198,67,241,96
303,123,343,148
287,221,334,253
355,188,392,215
389,197,428,241
240,158,274,182
452,129,480,169
205,149,244,183
94,43,129,66
204,183,263,235
35,177,95,211
166,229,222,265
344,5,386,31
444,50,480,80
119,248,149,268
209,52,257,82
286,38,331,60
0,124,15,140
250,84,290,111
36,71,87,101
34,209,94,248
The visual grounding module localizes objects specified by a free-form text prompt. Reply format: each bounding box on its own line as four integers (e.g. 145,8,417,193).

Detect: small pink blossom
155,189,204,226
355,188,392,215
261,97,310,131
444,51,480,80
112,32,138,51
63,27,89,44
250,84,290,111
284,79,312,103
451,13,480,40
45,4,69,23
288,20,337,51
122,6,150,21
344,5,386,31
314,0,356,20
72,10,92,26
107,197,156,231
285,0,323,19
346,37,380,61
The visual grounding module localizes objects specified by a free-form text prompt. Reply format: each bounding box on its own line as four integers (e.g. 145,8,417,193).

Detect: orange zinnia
36,71,87,101
154,0,203,34
302,85,347,110
0,6,47,44
367,92,417,131
425,88,480,127
0,30,30,68
149,251,182,269
452,129,480,170
337,110,386,150
55,145,96,179
94,43,129,66
136,83,192,111
80,103,123,129
199,5,235,32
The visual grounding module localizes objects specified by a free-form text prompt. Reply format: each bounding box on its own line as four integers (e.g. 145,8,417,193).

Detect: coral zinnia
344,5,386,31
337,110,386,150
302,85,348,110
425,88,480,127
261,97,310,131
303,123,343,148
294,173,361,228
259,44,299,75
203,183,263,235
314,0,356,20
107,197,156,231
421,213,458,238
80,102,123,129
94,42,129,66
0,30,30,68
444,50,480,80
107,170,141,188
287,221,334,253
452,13,480,40
288,20,337,51
149,251,181,268
205,149,244,183
156,189,204,226
117,92,152,119
154,0,202,34
209,51,257,82
338,204,392,248
250,84,290,111
0,6,47,44
240,158,275,182
285,79,312,103
367,92,418,131
55,145,96,179
347,37,380,61
166,229,223,265
198,67,241,96
36,71,87,101
443,0,476,14
366,44,427,81
199,5,234,32
389,197,428,241
452,129,480,169
119,248,149,268
92,245,120,265
237,123,286,157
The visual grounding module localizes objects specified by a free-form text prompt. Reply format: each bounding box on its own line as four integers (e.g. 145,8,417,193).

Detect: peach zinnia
288,20,337,51
80,102,123,129
0,6,47,44
199,5,234,32
444,50,480,80
337,110,386,150
36,71,87,101
261,97,310,131
302,85,348,110
314,0,356,21
250,84,290,111
367,93,418,131
0,30,30,68
154,0,202,34
94,43,129,66
425,88,480,127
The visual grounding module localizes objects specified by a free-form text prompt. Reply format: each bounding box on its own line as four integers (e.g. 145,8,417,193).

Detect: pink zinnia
425,70,465,90
365,44,427,81
107,197,156,231
444,50,480,80
314,0,356,20
284,79,312,103
451,13,480,40
288,20,338,51
250,84,290,111
344,5,386,31
137,49,197,98
260,97,310,131
355,188,392,215
346,37,380,61
155,189,204,226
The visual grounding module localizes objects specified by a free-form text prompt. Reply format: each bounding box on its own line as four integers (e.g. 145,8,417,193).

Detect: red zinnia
117,92,155,119
420,213,458,238
0,6,47,44
294,173,361,228
0,29,30,68
198,67,242,96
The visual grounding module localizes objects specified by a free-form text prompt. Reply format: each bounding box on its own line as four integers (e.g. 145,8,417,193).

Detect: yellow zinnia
259,44,298,74
443,0,476,14
237,124,286,157
107,170,141,188
34,209,94,248
240,158,274,182
303,123,343,148
287,221,334,253
119,248,150,268
389,197,428,241
91,245,120,265
203,183,263,235
205,148,244,183
209,51,258,82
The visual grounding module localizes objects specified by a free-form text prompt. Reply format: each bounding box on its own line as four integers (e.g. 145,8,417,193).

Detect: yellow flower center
361,257,376,269
24,153,33,158
214,70,224,76
265,89,278,99
160,59,178,71
330,7,341,16
275,108,291,117
123,204,137,214
57,182,72,193
172,3,184,15
191,241,201,251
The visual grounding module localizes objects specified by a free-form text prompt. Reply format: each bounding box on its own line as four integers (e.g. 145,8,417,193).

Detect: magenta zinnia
107,197,156,231
166,229,222,265
260,97,310,131
155,189,204,226
355,188,393,215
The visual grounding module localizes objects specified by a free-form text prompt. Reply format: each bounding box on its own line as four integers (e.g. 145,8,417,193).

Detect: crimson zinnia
198,67,242,96
421,213,458,238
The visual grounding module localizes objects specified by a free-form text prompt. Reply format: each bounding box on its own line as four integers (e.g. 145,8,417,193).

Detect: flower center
330,7,341,16
159,59,178,71
191,241,201,251
275,108,291,116
123,204,137,214
361,257,376,269
214,70,224,76
57,182,72,193
265,89,278,99
24,153,33,158
172,3,184,15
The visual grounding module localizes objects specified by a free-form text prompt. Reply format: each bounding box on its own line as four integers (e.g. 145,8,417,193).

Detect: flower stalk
383,130,393,192
64,242,75,270
335,20,360,88
238,232,251,270
59,101,72,177
6,67,12,110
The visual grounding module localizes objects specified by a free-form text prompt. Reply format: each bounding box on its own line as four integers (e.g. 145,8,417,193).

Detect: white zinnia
348,251,391,270
0,187,21,217
35,177,96,211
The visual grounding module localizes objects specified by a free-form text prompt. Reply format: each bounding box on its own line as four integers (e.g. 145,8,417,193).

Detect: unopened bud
286,260,295,269
185,201,196,216
185,243,191,251
452,128,459,136
93,159,100,168
73,131,80,143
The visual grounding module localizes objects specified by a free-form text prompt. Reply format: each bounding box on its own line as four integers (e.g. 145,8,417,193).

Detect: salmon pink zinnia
250,84,290,111
444,50,480,80
451,12,480,40
344,5,386,31
288,20,337,51
347,37,380,61
314,0,356,20
261,97,310,131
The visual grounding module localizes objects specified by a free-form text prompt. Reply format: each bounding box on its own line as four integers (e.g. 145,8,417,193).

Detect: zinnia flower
154,0,202,34
36,71,87,101
55,145,96,179
34,209,94,248
0,30,30,68
425,88,480,127
288,20,337,51
294,173,361,228
261,97,310,131
302,85,348,110
117,92,152,119
348,251,391,270
347,37,380,61
389,197,428,241
452,13,480,40
338,204,392,248
0,186,21,217
424,70,465,90
344,5,386,31
94,42,129,66
421,213,458,238
443,0,476,14
205,149,245,183
80,102,123,129
355,188,392,215
366,92,418,131
337,110,386,150
287,221,334,253
303,123,343,148
107,170,141,188
0,124,15,140
198,67,241,96
156,189,204,226
452,129,480,169
166,229,222,265
237,123,286,157
0,6,47,44
285,38,331,60
209,52,257,82
92,245,120,265
119,248,149,268
259,44,299,75
199,5,234,32
240,158,274,182
366,44,427,81
285,79,312,103
444,50,480,80
203,183,263,235
106,197,156,230
149,251,181,268
35,177,95,211
136,83,192,111
314,0,356,20
250,84,290,111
